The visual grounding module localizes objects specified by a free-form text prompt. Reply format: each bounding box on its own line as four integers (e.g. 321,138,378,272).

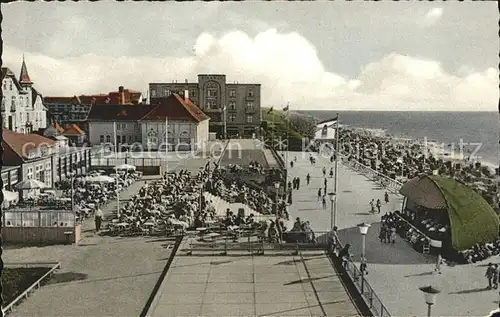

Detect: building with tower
1,57,48,133
149,74,261,138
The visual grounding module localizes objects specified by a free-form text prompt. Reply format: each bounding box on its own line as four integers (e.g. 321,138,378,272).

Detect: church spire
19,54,33,85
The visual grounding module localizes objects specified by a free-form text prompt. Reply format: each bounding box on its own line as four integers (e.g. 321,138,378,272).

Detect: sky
2,2,498,111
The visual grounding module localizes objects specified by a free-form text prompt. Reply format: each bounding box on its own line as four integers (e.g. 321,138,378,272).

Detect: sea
298,111,499,167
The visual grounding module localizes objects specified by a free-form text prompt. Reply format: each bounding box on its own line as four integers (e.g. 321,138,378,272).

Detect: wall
22,156,54,188
2,76,19,131
140,120,197,150
88,121,140,145
226,84,261,127
2,224,81,245
196,119,210,150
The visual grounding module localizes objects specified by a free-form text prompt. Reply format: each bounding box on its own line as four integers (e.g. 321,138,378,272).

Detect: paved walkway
220,139,270,168
147,247,360,317
281,151,500,317
6,178,174,317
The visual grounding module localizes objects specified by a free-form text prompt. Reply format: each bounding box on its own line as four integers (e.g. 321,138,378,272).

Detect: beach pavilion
399,174,499,252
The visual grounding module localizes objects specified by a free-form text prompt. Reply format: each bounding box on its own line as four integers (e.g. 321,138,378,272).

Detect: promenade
282,150,500,317
5,176,174,317
147,248,360,317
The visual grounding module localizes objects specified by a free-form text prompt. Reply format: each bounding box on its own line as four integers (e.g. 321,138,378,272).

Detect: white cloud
422,7,444,26
3,29,497,111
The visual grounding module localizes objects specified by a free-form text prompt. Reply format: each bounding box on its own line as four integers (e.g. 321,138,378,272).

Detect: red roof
54,121,65,133
141,94,209,122
63,124,85,136
2,128,56,160
19,58,33,84
44,87,142,106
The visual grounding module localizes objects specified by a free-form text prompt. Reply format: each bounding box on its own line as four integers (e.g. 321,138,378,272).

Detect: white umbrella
2,189,18,202
114,164,136,171
86,175,115,183
15,179,47,190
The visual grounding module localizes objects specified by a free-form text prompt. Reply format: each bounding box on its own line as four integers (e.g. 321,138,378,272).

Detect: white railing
2,261,61,314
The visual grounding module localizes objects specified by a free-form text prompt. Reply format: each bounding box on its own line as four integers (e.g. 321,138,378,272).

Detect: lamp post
328,192,336,229
274,182,281,242
419,285,440,317
357,222,371,294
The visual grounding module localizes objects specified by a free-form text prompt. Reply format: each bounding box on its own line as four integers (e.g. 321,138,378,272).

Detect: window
247,88,254,97
246,115,253,123
229,114,236,122
100,135,104,143
121,135,126,143
45,162,51,170
151,90,157,97
190,89,197,97
207,89,217,97
229,89,236,97
128,135,132,142
27,167,33,179
106,135,111,142
122,123,127,129
206,100,217,109
11,96,16,107
164,89,171,96
2,81,6,90
246,102,254,110
9,82,12,90
228,101,236,110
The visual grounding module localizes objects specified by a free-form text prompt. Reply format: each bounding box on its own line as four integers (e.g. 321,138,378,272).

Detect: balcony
11,104,16,112
245,107,256,114
245,95,255,101
204,107,223,113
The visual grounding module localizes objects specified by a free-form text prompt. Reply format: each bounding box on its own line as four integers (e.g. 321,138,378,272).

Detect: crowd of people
337,128,499,210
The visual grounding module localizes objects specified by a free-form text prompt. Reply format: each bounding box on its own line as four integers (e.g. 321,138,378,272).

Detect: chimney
118,86,125,105
184,89,189,103
118,86,124,93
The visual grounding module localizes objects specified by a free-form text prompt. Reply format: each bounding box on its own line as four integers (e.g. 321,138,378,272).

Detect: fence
2,261,61,314
91,157,166,167
334,232,391,317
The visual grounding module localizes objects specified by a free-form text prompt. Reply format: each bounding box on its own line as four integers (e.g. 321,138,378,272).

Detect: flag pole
284,103,290,195
332,113,339,229
272,109,275,149
113,121,120,218
165,116,169,180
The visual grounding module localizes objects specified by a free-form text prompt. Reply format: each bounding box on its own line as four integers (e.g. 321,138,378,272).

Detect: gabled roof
19,57,33,85
63,124,85,136
44,96,80,104
87,104,156,121
1,67,23,91
2,128,56,161
44,88,143,106
31,87,42,106
141,94,209,122
54,121,65,133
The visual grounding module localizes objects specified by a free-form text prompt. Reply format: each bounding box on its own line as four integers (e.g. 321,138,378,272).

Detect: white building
1,57,48,133
87,93,209,151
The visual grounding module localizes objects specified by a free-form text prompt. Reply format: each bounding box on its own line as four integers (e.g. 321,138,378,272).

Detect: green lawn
261,108,309,150
1,267,51,307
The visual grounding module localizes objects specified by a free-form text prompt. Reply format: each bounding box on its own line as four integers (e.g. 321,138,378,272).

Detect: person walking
322,196,327,209
329,168,334,178
379,224,387,243
369,199,375,213
384,191,389,204
317,188,322,201
493,264,499,289
306,173,311,185
324,177,328,188
296,177,300,190
322,166,326,177
486,263,495,289
290,160,294,168
434,254,443,274
94,206,104,233
376,199,382,214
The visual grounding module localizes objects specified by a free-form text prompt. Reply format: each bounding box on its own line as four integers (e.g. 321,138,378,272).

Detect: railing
2,261,61,314
3,210,75,228
334,233,391,317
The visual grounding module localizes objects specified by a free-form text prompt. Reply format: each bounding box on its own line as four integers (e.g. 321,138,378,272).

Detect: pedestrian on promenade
376,199,382,213
486,263,495,289
329,168,334,178
379,224,387,243
296,177,300,190
328,226,339,255
338,244,352,270
384,191,389,204
292,178,297,190
290,160,294,168
330,155,334,163
324,177,328,188
322,166,326,177
317,188,322,201
94,206,103,233
369,199,375,213
390,227,396,244
434,254,443,274
294,156,297,162
288,181,292,190
322,196,327,209
493,264,499,289
306,173,311,185
323,186,327,196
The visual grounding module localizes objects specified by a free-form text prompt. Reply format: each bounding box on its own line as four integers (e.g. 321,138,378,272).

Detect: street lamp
274,182,281,242
328,192,336,229
419,285,440,317
357,222,371,294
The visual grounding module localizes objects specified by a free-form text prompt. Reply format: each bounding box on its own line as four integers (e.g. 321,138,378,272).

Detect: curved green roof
428,175,499,251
